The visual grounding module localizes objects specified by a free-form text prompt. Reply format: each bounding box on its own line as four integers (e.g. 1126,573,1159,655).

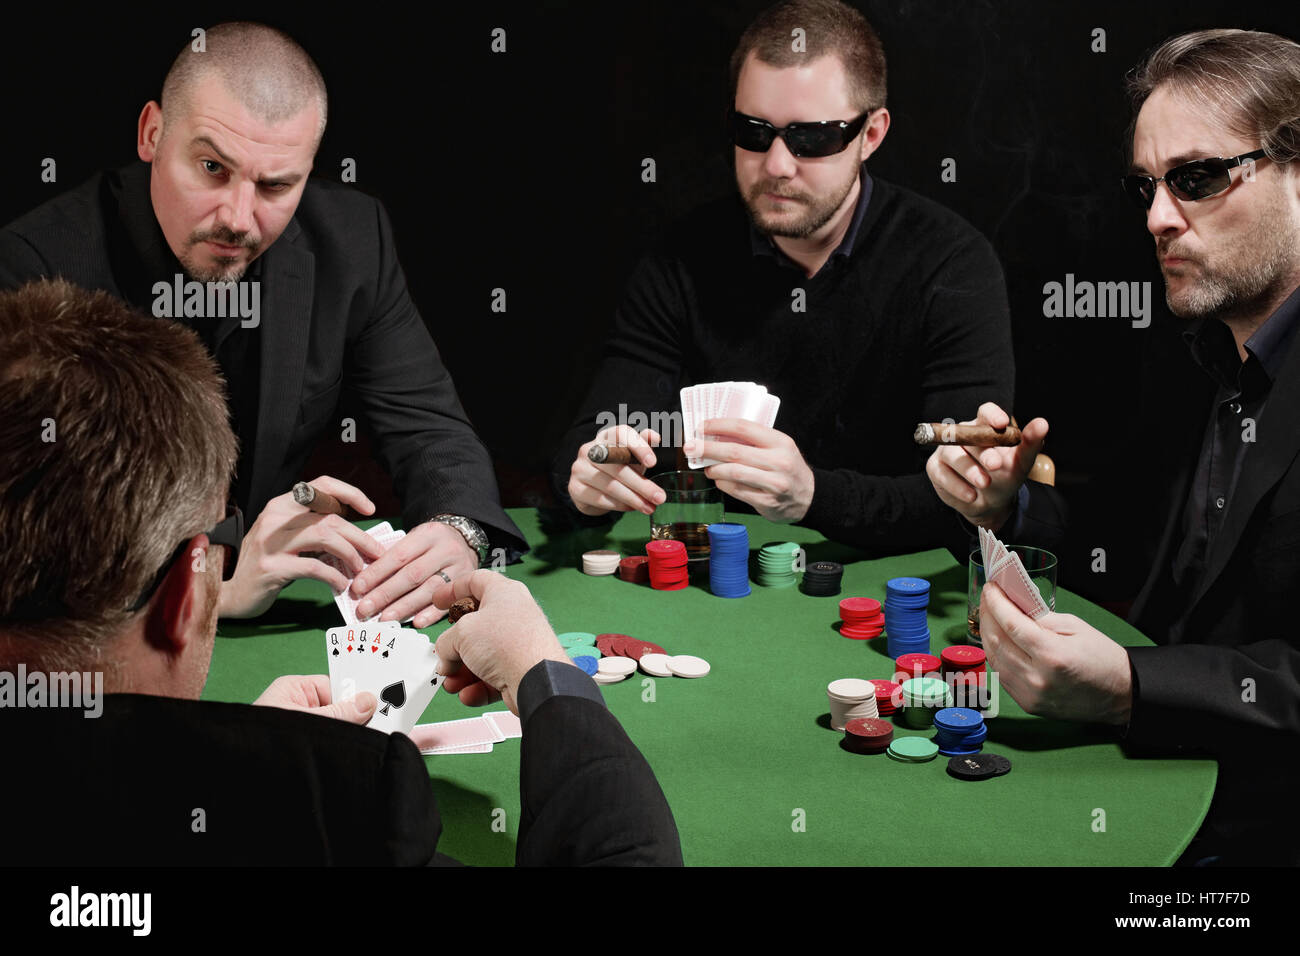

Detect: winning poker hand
925,403,1049,532
569,424,665,516
430,571,571,717
219,475,383,619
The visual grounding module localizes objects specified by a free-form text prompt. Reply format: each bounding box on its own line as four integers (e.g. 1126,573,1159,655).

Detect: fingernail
352,579,366,595
357,602,372,618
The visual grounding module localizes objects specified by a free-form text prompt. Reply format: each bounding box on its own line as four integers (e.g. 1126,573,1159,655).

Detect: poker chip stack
618,555,650,584
932,707,988,756
646,539,689,590
887,736,940,763
843,717,893,755
884,576,932,657
558,632,602,676
838,597,884,639
826,678,879,731
707,522,751,598
898,677,953,729
581,550,621,576
894,652,942,685
941,645,988,707
801,560,843,596
870,678,902,717
756,542,801,588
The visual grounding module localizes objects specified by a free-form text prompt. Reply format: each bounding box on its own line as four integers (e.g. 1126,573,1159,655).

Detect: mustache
192,228,258,249
1156,240,1197,262
750,180,805,202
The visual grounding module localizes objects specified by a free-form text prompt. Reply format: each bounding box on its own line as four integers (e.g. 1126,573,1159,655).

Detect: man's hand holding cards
326,623,444,735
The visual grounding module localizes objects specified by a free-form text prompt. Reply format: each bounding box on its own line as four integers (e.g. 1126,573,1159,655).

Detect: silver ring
437,570,452,584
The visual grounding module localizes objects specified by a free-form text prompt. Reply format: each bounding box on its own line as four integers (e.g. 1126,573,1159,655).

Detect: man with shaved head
0,22,525,627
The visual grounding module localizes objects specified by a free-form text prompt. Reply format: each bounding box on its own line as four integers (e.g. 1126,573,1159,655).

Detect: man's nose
220,180,257,237
763,134,799,180
1146,181,1187,238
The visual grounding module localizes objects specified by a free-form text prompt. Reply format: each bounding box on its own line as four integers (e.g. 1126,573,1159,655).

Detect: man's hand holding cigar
923,403,1050,532
568,424,666,516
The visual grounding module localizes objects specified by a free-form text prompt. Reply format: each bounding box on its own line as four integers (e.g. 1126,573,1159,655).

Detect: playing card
484,710,523,739
977,527,1051,620
409,715,503,753
327,624,442,735
320,523,410,627
682,381,783,468
326,621,400,706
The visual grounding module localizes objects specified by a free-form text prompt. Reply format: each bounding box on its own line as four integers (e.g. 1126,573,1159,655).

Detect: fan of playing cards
977,526,1052,619
326,623,443,735
680,381,780,469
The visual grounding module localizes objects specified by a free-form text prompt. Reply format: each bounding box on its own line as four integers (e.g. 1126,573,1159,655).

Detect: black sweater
553,173,1014,556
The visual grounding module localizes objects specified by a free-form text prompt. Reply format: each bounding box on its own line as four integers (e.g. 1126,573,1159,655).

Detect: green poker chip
887,737,940,762
557,631,598,648
566,645,602,661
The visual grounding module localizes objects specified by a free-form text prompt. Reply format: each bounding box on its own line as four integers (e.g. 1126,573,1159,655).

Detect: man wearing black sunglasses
925,29,1300,865
556,0,1013,554
0,279,681,866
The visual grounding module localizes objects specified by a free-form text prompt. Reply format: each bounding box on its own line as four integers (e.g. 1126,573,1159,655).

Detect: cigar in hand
291,481,354,518
913,421,1022,447
587,443,635,465
447,596,480,623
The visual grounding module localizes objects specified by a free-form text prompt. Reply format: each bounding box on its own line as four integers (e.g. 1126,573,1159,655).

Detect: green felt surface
203,508,1217,866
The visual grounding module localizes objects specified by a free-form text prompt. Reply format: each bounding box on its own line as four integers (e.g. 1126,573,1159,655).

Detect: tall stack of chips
843,717,893,754
756,542,801,588
932,707,988,756
870,678,902,717
826,678,879,731
894,652,942,684
707,522,751,598
838,597,884,639
801,560,843,596
899,677,953,729
618,555,650,583
646,539,689,590
941,645,988,708
884,576,932,656
581,550,621,575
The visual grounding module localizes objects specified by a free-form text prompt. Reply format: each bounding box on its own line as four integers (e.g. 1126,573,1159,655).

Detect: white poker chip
597,656,637,677
667,655,710,678
827,678,874,701
592,671,627,685
638,653,674,677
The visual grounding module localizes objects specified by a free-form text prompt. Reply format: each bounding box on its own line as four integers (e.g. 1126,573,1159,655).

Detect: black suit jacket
996,317,1300,864
3,692,682,866
0,163,525,556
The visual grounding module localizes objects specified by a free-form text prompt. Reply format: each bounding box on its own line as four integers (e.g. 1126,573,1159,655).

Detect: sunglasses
1121,149,1266,208
127,503,244,612
730,108,873,158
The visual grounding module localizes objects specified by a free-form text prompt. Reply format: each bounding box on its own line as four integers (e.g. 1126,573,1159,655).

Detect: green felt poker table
202,508,1217,866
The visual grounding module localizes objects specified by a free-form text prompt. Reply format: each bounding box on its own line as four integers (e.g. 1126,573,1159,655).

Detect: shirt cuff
516,658,606,727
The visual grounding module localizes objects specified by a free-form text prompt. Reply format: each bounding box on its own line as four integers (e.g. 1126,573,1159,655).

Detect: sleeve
514,671,683,866
1125,640,1300,755
549,252,688,522
0,229,52,288
799,234,1016,554
347,200,527,557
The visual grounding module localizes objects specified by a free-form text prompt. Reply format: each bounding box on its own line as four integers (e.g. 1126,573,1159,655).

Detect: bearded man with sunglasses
556,0,1014,555
925,29,1300,865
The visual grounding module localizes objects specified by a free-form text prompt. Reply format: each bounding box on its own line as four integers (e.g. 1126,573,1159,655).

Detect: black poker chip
946,752,1012,781
800,561,843,596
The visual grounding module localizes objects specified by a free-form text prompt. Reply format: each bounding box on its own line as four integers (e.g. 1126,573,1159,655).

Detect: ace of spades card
326,624,443,735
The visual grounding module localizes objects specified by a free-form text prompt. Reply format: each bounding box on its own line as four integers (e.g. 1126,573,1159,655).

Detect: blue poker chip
933,708,983,731
887,577,932,594
573,655,598,676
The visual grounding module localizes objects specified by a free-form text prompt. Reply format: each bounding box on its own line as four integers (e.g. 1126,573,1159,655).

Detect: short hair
161,22,328,150
1126,29,1300,166
0,280,236,670
728,0,887,114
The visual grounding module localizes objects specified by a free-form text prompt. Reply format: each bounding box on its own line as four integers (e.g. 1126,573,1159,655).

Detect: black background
3,0,1298,513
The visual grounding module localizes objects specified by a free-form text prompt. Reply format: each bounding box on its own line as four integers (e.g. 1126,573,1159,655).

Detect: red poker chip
623,639,667,660
844,717,893,741
598,633,632,656
895,653,942,674
646,540,686,555
941,646,986,667
839,597,881,615
839,624,884,640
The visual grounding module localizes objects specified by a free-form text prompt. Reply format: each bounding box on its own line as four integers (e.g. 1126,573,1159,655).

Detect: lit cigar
913,422,1022,447
588,443,635,465
447,596,480,623
292,481,352,517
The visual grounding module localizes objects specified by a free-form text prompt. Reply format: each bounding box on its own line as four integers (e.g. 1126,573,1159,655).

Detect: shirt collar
1244,283,1300,382
750,164,873,265
1183,283,1300,396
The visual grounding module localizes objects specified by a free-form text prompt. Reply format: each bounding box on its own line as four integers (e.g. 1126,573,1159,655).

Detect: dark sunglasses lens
1168,160,1229,200
784,128,843,158
733,117,774,152
1122,176,1155,208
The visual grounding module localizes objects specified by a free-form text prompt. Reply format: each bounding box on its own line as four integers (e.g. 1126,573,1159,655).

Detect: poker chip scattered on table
843,717,893,754
565,644,603,661
887,736,940,763
707,522,751,598
756,541,801,588
947,753,1011,781
801,560,843,597
646,539,689,590
558,631,598,649
618,555,650,583
622,638,667,660
598,656,638,678
638,653,674,677
572,655,599,676
885,576,932,657
581,549,621,575
667,655,710,678
838,597,884,639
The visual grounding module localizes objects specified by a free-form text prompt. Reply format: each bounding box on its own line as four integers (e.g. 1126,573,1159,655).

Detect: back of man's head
0,279,236,674
161,21,328,149
729,0,887,113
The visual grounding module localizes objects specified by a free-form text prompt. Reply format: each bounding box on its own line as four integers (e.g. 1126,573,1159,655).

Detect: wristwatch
432,513,490,567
